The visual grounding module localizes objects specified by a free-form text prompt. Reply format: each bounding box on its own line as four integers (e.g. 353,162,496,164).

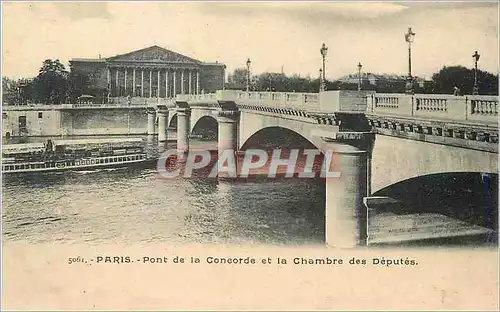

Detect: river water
2,135,326,245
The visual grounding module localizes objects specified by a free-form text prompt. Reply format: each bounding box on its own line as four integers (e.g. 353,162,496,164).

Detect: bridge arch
373,171,498,231
240,126,320,151
238,112,325,151
168,112,177,129
190,115,218,139
371,135,498,193
190,108,217,134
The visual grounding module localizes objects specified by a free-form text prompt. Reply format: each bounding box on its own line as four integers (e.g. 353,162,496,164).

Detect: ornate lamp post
357,62,363,91
404,27,416,94
246,58,251,92
320,43,328,91
472,50,480,95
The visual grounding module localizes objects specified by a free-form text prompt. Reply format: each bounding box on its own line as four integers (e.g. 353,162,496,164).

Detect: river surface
2,135,326,245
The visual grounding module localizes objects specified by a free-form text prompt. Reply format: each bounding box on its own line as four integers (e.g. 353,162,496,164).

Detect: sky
2,1,499,81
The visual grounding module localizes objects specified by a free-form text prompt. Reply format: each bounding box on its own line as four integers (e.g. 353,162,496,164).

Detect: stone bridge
144,90,498,248
5,90,495,247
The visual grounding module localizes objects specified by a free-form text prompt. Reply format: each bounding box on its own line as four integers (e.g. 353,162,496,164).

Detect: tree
431,66,498,95
228,68,249,85
2,77,35,105
32,59,70,104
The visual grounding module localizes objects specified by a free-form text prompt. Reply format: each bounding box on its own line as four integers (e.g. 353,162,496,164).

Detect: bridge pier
322,132,375,248
157,105,168,142
217,111,240,154
147,110,156,135
176,107,191,152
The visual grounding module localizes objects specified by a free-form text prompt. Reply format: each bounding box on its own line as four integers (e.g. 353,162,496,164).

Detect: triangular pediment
107,45,201,64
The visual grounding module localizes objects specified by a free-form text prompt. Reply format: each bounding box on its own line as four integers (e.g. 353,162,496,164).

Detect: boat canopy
2,143,46,155
52,138,144,150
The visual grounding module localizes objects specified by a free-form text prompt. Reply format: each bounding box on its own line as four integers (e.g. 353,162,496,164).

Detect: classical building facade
69,45,226,99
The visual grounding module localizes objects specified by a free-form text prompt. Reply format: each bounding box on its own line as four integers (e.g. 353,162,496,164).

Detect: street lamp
357,62,363,91
404,27,416,94
246,58,251,92
320,43,328,91
472,50,480,95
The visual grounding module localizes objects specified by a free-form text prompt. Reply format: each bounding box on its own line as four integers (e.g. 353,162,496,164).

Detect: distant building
338,73,427,88
69,45,226,98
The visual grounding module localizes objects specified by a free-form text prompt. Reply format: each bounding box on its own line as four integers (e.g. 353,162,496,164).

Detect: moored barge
2,138,156,174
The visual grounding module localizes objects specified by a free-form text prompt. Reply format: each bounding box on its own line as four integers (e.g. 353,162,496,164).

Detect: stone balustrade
367,93,498,124
174,90,349,112
176,89,497,124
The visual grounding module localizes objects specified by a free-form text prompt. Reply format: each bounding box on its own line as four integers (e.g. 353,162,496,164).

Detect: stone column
173,70,177,96
157,70,161,98
149,69,153,98
321,132,375,248
133,68,136,96
176,106,190,152
147,109,156,135
165,69,169,98
188,69,192,94
157,105,168,142
141,69,144,97
115,68,119,96
124,68,127,95
107,67,111,92
196,70,200,95
181,70,185,94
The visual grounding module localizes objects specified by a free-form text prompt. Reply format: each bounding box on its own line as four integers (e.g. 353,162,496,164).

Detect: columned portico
106,66,202,98
71,45,226,100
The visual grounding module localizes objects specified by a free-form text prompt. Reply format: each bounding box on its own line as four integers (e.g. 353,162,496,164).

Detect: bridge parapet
367,93,498,124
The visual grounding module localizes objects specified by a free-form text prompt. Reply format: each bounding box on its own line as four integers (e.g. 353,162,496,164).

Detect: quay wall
2,106,148,137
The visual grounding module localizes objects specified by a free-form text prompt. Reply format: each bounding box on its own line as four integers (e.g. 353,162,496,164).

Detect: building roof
69,45,227,66
202,61,226,67
106,45,202,64
70,58,106,63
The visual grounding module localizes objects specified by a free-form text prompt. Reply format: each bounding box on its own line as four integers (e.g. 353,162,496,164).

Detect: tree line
228,66,499,95
2,59,498,105
2,59,105,105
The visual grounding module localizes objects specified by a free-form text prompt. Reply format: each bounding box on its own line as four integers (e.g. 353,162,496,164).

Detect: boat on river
2,138,156,174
